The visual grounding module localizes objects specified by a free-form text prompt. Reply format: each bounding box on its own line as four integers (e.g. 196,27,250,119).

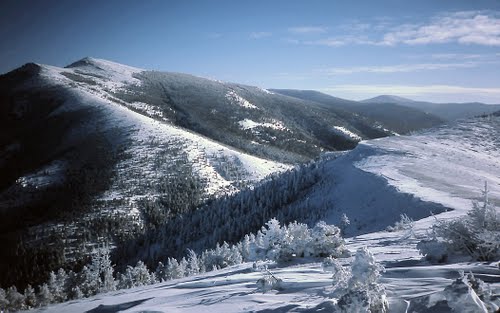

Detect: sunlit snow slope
42,58,290,209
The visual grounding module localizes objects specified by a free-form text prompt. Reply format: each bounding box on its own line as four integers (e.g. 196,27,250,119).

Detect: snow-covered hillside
32,116,500,313
40,59,290,212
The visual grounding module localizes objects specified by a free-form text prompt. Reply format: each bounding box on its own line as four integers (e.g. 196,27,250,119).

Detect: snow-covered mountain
0,57,427,289
362,94,500,121
0,59,290,287
30,115,500,313
2,58,499,310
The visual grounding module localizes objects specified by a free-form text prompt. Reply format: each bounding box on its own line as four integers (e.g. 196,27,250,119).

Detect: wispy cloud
321,61,482,75
288,26,328,34
289,11,500,47
206,32,222,39
381,11,500,46
429,53,483,60
250,31,272,39
305,36,375,46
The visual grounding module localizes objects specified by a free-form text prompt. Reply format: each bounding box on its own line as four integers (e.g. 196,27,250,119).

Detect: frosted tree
418,182,500,261
186,249,200,276
257,218,285,260
48,268,68,302
229,245,243,265
166,257,183,280
71,286,84,300
79,265,99,296
336,247,388,313
155,261,167,282
308,221,347,258
99,247,116,293
24,284,37,309
37,283,53,307
179,257,188,277
285,221,311,258
340,213,350,236
239,234,256,262
118,261,153,289
6,286,25,311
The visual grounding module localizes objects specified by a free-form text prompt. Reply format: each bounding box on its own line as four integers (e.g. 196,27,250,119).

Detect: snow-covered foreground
32,248,499,312
33,117,500,312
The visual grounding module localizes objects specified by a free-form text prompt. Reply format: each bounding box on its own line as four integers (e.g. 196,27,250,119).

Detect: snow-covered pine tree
340,213,350,236
99,247,116,293
336,247,388,313
24,284,37,309
308,221,347,258
186,249,200,276
166,257,183,280
6,286,25,311
37,283,53,307
155,261,167,282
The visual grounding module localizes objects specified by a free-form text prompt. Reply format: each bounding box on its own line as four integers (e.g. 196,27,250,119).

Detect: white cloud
321,61,481,75
295,11,500,47
381,11,500,46
288,26,328,34
429,53,483,60
206,32,222,39
305,36,375,46
250,31,272,39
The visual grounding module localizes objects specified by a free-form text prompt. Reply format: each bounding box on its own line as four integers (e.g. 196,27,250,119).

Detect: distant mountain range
270,89,445,134
0,57,485,288
361,94,500,121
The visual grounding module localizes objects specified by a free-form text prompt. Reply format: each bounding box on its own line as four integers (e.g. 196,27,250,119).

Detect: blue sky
1,0,500,103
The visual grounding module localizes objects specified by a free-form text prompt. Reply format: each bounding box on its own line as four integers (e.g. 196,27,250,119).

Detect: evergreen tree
6,286,25,311
99,247,116,293
37,283,53,307
166,258,183,280
24,284,37,309
155,262,167,282
186,249,200,276
72,286,84,300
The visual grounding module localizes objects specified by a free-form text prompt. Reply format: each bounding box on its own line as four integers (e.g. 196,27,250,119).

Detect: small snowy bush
386,214,414,234
418,183,500,262
416,239,448,262
308,221,349,258
254,219,349,262
256,270,283,293
333,247,388,313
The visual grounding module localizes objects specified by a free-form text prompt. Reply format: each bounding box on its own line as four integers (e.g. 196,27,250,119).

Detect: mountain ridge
361,93,500,120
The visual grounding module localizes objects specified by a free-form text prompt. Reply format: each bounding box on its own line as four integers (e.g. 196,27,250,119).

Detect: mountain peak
361,95,416,104
65,57,143,72
64,57,144,83
65,56,101,68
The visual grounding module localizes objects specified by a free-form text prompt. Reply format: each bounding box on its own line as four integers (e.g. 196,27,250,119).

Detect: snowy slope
39,60,290,210
31,260,500,313
31,116,500,313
